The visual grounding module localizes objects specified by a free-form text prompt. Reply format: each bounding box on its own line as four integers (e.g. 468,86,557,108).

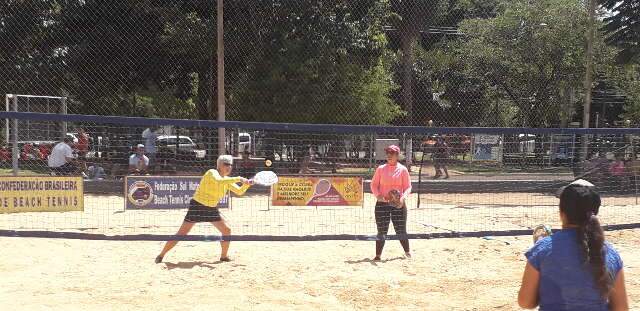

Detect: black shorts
51,163,76,175
184,199,222,223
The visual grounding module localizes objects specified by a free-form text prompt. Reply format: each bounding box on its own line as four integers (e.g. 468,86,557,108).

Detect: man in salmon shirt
370,144,412,260
76,128,89,158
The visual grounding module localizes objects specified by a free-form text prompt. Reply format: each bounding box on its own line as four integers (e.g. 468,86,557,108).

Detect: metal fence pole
61,97,68,140
12,95,19,176
217,0,226,156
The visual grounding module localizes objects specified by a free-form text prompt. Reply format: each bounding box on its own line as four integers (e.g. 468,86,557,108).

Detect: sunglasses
222,163,233,167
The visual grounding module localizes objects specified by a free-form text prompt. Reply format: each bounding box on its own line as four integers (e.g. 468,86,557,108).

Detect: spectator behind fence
518,184,628,310
38,143,51,161
609,155,629,192
433,136,450,179
76,128,89,158
129,144,150,175
86,164,106,180
21,143,37,160
142,127,159,165
0,145,10,163
48,137,77,175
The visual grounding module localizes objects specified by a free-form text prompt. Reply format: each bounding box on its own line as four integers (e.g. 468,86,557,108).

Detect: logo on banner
271,176,363,206
128,181,154,207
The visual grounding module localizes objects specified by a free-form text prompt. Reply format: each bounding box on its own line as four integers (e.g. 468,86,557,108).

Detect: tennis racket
306,179,332,204
250,171,279,186
387,189,403,209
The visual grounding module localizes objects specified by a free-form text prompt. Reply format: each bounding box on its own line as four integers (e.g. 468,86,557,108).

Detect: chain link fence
2,0,640,237
2,0,637,128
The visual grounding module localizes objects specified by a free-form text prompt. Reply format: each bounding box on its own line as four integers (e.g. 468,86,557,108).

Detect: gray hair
217,155,234,166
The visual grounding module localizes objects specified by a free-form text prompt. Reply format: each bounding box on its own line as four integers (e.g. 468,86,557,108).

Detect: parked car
157,135,206,159
238,132,252,154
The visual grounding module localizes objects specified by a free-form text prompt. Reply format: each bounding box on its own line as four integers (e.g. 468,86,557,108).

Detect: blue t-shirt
525,228,623,311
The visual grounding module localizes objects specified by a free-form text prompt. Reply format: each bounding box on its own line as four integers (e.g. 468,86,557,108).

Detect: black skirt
184,199,222,223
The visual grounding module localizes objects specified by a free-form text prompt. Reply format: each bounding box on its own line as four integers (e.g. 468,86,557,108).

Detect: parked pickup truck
157,135,206,159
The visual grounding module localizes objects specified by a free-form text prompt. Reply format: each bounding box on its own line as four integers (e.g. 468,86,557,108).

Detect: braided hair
559,184,611,298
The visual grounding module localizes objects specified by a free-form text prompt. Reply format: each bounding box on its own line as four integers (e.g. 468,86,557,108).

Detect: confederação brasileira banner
0,176,83,213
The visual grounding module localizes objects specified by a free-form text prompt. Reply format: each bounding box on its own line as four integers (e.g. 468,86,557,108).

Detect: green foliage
0,0,65,96
600,0,640,64
2,0,636,127
455,0,614,127
606,64,640,123
58,0,166,112
233,52,401,124
229,0,401,124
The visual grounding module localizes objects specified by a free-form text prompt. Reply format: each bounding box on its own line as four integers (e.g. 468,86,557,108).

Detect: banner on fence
472,134,503,161
125,176,229,209
271,176,363,206
0,176,84,213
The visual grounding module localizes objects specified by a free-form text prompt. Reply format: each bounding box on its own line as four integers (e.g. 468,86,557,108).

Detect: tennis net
1,111,639,241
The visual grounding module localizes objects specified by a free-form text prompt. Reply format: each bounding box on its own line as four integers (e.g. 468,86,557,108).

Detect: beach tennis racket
387,189,403,209
250,171,279,186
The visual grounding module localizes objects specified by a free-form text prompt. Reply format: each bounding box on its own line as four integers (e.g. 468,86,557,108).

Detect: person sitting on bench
48,137,77,175
129,144,150,175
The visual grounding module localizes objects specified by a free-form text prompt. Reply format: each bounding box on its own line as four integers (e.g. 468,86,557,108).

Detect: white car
157,135,206,159
238,132,252,153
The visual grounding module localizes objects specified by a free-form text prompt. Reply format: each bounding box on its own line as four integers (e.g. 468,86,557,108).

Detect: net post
633,173,638,205
61,96,68,140
368,133,374,172
4,94,9,145
417,148,425,209
266,185,271,211
11,95,19,176
406,135,413,167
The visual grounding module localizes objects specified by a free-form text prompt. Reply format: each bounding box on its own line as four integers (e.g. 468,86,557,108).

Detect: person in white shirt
141,127,159,165
48,137,77,175
129,144,150,175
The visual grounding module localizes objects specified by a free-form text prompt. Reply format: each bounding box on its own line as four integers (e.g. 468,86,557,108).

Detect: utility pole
217,0,226,156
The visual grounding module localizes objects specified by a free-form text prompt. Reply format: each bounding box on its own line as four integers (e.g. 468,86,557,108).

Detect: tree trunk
196,70,212,121
400,33,415,166
400,34,415,127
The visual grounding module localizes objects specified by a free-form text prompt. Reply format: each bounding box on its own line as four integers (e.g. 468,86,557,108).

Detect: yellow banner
271,176,363,206
0,176,84,213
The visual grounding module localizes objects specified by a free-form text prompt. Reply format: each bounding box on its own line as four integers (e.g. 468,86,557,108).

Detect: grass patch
0,168,48,176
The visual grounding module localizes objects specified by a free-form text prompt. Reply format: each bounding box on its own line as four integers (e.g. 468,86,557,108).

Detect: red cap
384,145,400,154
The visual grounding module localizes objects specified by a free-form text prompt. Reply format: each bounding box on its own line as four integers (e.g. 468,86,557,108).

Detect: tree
600,0,640,64
229,0,402,124
604,64,640,124
57,0,167,115
456,0,613,127
0,0,65,97
383,0,503,127
387,0,445,126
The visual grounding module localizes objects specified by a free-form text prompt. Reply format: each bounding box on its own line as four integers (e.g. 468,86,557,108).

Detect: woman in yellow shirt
155,155,251,263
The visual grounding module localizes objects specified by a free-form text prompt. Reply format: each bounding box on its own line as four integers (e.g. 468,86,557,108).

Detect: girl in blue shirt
518,184,629,310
